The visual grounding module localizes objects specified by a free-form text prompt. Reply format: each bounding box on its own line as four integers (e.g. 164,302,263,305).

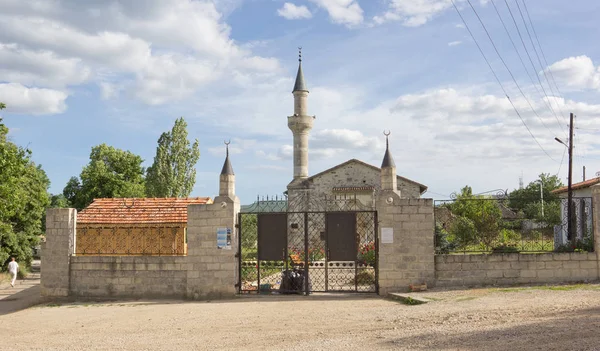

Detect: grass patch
455,296,478,302
422,296,444,301
490,283,600,293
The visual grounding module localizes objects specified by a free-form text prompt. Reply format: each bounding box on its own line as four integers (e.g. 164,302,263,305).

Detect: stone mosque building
284,52,427,210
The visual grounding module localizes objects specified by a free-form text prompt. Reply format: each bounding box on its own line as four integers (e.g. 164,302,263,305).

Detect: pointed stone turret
219,141,235,197
293,60,307,93
288,47,314,181
381,131,398,192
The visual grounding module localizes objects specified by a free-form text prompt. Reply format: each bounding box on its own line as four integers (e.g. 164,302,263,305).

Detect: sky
2,0,600,205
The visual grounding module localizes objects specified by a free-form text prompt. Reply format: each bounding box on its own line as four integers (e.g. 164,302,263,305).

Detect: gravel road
1,284,599,351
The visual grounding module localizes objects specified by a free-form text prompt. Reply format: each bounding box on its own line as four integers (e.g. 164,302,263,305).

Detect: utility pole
567,112,574,242
583,166,586,181
539,180,544,218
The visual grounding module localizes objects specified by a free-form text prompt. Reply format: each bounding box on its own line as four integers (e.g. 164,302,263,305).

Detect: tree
447,186,503,249
64,144,146,210
49,194,70,208
1,103,51,270
509,173,563,225
146,117,200,197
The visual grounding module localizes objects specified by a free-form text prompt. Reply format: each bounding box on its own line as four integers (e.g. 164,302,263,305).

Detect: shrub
357,241,376,266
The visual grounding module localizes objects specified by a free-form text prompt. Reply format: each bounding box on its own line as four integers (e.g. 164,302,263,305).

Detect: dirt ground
1,284,599,351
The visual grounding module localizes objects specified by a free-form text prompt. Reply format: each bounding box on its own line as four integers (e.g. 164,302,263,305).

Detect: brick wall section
376,191,435,295
70,256,187,298
185,195,240,300
64,195,240,300
41,208,76,297
436,253,599,287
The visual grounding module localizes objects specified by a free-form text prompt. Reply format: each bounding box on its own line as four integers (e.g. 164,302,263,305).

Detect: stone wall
185,195,239,299
308,160,422,200
42,195,240,300
70,256,187,298
41,208,76,297
376,191,435,295
436,253,599,287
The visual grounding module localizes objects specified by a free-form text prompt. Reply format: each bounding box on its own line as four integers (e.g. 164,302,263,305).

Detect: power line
503,0,563,128
464,0,560,147
451,0,557,162
489,0,567,138
521,0,569,122
514,0,568,125
556,146,566,177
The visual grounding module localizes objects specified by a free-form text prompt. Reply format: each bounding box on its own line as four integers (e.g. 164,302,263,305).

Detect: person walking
8,257,18,287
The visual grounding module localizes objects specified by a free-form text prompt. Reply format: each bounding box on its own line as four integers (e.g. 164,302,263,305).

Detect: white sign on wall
381,227,394,244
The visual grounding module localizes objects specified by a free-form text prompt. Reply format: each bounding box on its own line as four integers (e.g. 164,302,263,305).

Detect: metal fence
75,225,187,256
434,197,593,254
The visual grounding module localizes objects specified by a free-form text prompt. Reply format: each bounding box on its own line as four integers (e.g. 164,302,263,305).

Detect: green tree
1,103,51,270
49,194,70,208
146,117,200,197
447,186,503,248
64,144,146,210
509,173,563,224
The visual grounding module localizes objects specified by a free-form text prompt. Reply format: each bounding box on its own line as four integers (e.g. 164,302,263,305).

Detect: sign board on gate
217,227,232,249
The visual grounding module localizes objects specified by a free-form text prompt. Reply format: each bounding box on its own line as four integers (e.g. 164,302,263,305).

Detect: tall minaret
380,131,398,192
219,140,235,197
288,47,314,181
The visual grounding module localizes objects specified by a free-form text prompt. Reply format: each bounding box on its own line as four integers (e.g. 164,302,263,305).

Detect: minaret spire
219,140,235,198
381,130,396,168
220,140,234,175
288,47,314,181
380,131,398,193
293,47,308,93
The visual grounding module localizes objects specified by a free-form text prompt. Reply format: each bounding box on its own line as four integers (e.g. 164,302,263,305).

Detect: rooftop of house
551,177,600,195
77,197,213,224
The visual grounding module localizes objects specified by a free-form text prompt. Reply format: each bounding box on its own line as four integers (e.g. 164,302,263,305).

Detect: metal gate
238,194,378,294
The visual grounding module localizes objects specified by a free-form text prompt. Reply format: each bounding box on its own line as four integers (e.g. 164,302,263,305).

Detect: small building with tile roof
76,197,212,255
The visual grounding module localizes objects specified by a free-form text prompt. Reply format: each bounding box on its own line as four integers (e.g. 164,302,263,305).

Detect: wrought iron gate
238,194,378,294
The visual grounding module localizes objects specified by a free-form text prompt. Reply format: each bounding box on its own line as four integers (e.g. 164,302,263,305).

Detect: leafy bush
449,216,477,248
435,223,457,254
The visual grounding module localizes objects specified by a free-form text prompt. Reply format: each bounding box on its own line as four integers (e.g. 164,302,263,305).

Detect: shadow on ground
380,306,600,351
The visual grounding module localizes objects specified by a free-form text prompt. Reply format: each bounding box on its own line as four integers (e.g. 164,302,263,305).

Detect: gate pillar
375,190,435,295
186,195,240,300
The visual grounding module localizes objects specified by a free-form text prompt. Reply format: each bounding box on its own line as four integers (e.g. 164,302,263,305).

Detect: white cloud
0,83,67,115
278,3,312,20
99,82,119,100
0,0,281,110
0,43,91,88
373,0,454,26
448,40,462,46
309,0,363,26
545,55,600,90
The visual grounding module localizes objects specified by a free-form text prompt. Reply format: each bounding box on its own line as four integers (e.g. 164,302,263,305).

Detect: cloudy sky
2,0,600,204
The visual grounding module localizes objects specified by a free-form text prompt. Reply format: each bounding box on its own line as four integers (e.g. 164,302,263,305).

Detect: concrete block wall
436,253,599,287
376,190,435,295
185,195,240,300
41,208,76,297
70,256,187,298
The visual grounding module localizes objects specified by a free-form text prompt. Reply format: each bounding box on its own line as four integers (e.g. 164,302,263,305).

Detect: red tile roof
551,177,600,194
77,197,213,224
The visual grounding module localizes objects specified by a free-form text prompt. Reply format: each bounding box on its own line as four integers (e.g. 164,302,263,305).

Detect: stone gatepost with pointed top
186,142,240,299
375,132,435,295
